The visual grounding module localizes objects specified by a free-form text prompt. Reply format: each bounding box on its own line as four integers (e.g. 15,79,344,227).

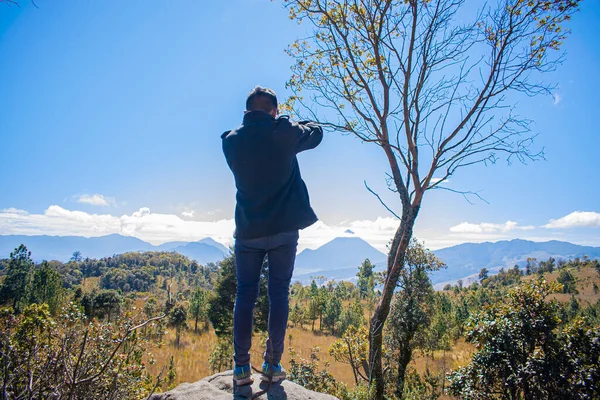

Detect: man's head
246,86,278,117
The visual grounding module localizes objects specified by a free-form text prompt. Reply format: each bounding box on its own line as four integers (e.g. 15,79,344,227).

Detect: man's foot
260,362,286,382
233,364,254,386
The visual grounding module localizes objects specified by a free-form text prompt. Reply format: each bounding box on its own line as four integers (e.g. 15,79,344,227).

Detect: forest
0,242,598,399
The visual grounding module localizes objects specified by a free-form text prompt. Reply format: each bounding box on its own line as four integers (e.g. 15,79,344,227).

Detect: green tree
169,303,188,347
70,250,83,263
478,268,489,281
281,1,580,396
323,290,343,334
329,325,370,384
27,261,65,315
357,258,375,299
448,279,600,399
0,245,34,312
557,269,578,294
94,290,123,322
307,280,320,331
387,240,444,398
208,253,236,337
208,338,233,373
188,288,210,333
338,299,365,336
289,302,305,328
0,303,164,399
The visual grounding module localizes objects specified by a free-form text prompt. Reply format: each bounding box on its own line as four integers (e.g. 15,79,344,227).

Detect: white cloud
430,177,450,185
0,205,401,252
77,194,113,207
2,206,600,253
0,205,235,246
544,211,600,229
553,93,562,105
1,208,29,216
450,220,535,234
181,210,195,218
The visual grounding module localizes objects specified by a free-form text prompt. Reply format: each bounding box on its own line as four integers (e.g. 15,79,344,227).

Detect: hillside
430,239,600,286
0,234,228,264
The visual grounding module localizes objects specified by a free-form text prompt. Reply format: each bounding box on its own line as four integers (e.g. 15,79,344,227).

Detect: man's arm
277,117,323,153
296,121,323,153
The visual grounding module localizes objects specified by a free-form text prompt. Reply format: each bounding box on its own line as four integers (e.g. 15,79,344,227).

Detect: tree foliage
448,279,600,399
0,245,34,313
208,253,237,338
0,303,164,399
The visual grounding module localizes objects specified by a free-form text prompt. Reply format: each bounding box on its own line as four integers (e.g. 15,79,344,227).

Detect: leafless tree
281,0,581,397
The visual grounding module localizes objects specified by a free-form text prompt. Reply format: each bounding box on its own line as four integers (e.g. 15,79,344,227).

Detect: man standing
221,86,323,386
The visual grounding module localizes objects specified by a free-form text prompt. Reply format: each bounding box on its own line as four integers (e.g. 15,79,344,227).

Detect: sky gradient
1,0,599,252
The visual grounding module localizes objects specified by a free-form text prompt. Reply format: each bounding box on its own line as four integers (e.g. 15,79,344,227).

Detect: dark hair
246,86,278,113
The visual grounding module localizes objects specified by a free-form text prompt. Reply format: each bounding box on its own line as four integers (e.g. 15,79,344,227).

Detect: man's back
222,110,323,239
224,86,322,388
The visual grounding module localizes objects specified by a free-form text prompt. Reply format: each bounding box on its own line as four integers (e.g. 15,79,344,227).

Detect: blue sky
0,0,598,252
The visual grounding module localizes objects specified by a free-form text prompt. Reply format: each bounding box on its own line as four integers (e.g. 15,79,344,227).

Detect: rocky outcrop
150,370,339,400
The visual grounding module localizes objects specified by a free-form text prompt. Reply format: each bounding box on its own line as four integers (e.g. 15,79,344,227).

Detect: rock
150,370,339,400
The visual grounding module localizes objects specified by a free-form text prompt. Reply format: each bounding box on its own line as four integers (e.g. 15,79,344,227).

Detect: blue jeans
233,230,299,366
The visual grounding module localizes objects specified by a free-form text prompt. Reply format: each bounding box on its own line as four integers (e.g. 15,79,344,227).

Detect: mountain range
1,234,598,286
0,234,231,266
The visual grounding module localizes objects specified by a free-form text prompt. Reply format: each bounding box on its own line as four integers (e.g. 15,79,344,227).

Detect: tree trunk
369,208,418,399
395,342,414,399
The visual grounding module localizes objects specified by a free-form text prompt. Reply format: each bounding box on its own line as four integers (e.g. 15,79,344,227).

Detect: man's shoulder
221,126,242,140
221,130,232,139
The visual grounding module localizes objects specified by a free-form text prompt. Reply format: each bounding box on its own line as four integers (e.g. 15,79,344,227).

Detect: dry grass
146,322,357,387
81,276,100,292
147,320,475,392
524,266,600,305
117,266,600,392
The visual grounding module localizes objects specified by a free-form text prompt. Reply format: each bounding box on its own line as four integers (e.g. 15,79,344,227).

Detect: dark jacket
222,111,323,239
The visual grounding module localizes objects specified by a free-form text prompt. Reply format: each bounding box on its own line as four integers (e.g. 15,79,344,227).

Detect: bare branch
364,180,400,219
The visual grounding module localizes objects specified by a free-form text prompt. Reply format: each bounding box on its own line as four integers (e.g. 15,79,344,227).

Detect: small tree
478,268,489,281
94,290,123,322
338,298,366,336
0,303,164,399
70,250,83,263
282,1,581,396
0,245,34,312
323,290,343,334
329,325,370,384
27,261,65,315
188,288,210,333
169,303,188,347
448,279,600,399
557,269,578,294
387,240,444,398
357,258,375,299
208,253,237,337
208,338,233,373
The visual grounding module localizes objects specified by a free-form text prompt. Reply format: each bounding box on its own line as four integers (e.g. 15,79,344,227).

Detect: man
221,86,323,386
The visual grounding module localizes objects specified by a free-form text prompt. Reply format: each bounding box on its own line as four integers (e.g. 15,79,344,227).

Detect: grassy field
147,319,474,391
81,263,595,395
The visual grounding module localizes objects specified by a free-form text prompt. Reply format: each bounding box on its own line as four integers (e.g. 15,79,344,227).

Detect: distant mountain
172,242,228,265
0,234,228,265
197,237,230,255
293,237,387,281
291,238,600,287
430,239,600,287
2,234,598,289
